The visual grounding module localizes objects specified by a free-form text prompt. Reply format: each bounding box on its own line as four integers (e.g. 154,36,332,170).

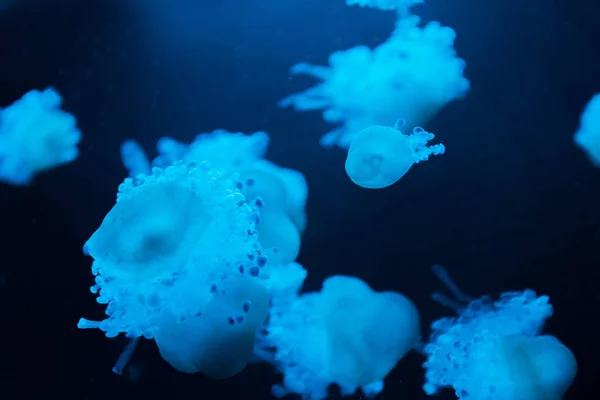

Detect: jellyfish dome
423,265,577,400
345,119,444,189
255,275,420,400
78,161,271,378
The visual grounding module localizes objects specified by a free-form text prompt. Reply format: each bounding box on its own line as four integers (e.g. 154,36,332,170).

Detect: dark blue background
1,0,598,398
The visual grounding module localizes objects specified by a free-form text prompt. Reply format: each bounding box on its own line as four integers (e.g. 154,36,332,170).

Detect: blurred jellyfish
423,265,577,400
574,93,600,166
346,0,424,15
0,88,81,185
345,119,444,189
255,275,420,399
279,15,469,149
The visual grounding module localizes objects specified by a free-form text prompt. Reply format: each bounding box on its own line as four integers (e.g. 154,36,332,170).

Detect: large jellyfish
78,161,272,378
574,93,600,166
255,275,420,400
120,130,308,265
345,119,444,189
278,15,469,149
0,88,81,185
422,265,577,400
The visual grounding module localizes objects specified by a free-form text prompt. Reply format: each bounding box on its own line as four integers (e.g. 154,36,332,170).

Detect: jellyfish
120,129,309,262
78,161,271,378
574,93,600,166
0,88,81,185
278,15,469,149
345,119,444,189
422,265,577,400
255,275,420,399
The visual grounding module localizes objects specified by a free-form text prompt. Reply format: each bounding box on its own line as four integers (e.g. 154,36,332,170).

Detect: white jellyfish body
255,275,420,400
345,120,445,189
423,265,577,400
0,88,81,185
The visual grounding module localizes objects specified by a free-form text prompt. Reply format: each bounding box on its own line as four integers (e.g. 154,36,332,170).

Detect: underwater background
1,0,598,399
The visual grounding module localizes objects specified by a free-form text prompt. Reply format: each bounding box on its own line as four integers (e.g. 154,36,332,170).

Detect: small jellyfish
345,119,445,189
0,88,81,185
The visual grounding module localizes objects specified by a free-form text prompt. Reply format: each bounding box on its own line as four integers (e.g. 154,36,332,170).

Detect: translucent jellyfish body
120,130,308,264
278,15,469,149
78,162,271,378
345,120,444,189
0,88,81,185
423,265,577,400
256,275,420,400
574,93,600,166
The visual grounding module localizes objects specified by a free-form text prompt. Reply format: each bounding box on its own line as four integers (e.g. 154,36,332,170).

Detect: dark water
1,0,598,398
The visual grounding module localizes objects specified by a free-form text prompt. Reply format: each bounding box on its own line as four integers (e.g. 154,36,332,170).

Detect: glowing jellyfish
278,15,469,149
345,120,444,189
120,130,309,263
0,88,81,185
78,161,271,378
423,265,577,400
255,275,420,399
574,93,600,166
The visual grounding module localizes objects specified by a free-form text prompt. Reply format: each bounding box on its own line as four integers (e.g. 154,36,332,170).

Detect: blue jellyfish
0,88,81,185
78,161,271,378
255,275,420,399
345,119,445,189
574,93,600,166
423,265,577,400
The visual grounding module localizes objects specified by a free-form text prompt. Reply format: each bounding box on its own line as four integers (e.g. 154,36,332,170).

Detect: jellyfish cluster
0,0,587,399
